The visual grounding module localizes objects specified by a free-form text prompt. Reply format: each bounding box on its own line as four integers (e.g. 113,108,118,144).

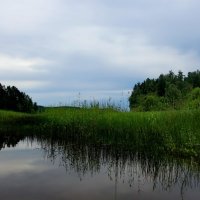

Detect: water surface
0,137,199,200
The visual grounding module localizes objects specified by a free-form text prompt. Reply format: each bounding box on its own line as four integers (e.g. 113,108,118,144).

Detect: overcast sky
0,0,200,106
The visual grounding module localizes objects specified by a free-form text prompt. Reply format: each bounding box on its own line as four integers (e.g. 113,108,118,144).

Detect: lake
0,136,199,200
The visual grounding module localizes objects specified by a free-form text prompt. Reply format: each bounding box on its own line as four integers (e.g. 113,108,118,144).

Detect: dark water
0,136,200,200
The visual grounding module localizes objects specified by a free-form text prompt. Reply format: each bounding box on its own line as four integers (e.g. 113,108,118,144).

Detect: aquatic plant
0,108,200,158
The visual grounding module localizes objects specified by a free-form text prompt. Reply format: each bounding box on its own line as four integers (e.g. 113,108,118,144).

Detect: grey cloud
0,0,200,105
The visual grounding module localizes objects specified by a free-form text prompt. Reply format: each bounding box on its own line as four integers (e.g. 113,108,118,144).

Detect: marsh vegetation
0,107,200,158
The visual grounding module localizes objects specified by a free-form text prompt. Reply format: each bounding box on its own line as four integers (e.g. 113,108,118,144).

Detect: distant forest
129,70,200,111
0,83,38,113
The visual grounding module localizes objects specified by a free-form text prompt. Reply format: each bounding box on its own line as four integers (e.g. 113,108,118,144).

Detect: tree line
0,83,38,113
129,70,200,111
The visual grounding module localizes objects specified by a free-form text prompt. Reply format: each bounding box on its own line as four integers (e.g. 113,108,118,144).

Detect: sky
0,0,200,106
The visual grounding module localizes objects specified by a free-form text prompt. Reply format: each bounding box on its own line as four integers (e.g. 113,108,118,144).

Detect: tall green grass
0,109,44,133
37,108,200,157
0,108,200,157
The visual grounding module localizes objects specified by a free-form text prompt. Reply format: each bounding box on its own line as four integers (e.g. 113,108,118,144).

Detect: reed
37,107,200,157
0,108,200,157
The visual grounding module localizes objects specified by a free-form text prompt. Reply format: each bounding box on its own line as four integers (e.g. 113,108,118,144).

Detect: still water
0,137,200,200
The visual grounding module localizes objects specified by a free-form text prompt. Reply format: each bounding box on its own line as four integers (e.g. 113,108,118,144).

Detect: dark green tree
142,95,160,111
129,70,200,111
186,70,200,88
165,84,181,108
0,83,38,113
157,74,166,96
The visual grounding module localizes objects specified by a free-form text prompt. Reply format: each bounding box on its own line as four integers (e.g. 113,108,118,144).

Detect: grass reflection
33,136,200,197
0,133,199,199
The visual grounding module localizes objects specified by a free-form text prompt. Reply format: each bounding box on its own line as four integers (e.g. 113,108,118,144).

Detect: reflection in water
38,138,200,198
0,134,25,150
0,135,200,200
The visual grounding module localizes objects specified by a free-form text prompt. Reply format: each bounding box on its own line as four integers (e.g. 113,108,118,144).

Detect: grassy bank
0,108,200,158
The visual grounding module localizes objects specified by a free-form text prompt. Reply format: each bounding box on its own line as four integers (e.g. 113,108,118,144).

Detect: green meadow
0,107,200,158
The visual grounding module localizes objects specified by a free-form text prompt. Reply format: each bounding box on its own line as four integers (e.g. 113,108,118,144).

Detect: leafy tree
142,95,160,111
157,74,166,96
0,83,38,113
0,84,7,109
190,87,200,100
129,70,200,111
186,70,200,88
187,87,200,109
165,84,181,108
